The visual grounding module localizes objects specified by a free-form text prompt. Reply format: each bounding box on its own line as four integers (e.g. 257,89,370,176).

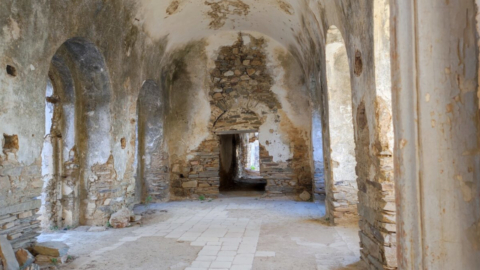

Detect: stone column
391,0,480,269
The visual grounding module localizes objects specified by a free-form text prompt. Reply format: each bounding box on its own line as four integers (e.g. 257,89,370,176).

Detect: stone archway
323,25,359,224
41,37,113,229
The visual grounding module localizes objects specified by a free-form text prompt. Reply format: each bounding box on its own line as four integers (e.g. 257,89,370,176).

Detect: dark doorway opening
219,132,266,196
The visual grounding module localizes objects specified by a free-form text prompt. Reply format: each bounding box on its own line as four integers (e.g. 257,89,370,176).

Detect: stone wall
0,1,402,267
0,209,40,251
168,33,312,198
170,138,221,198
323,26,359,224
392,0,480,268
297,2,398,268
136,80,169,202
0,0,167,249
0,151,42,250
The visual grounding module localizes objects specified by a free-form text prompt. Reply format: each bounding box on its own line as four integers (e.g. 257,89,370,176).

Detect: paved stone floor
39,195,364,270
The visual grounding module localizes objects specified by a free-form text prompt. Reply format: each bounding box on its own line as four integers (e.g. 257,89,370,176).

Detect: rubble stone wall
323,26,359,224
167,33,313,199
0,0,167,248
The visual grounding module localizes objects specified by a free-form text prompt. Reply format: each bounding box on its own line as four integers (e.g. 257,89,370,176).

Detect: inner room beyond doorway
219,132,266,196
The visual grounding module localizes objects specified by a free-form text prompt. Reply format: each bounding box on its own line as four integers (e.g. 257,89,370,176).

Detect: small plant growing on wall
199,195,206,201
250,165,256,171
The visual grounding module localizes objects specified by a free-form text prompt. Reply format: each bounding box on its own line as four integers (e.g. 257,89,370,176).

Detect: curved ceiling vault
136,0,314,53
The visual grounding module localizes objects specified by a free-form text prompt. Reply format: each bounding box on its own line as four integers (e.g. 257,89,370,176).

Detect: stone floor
39,194,364,270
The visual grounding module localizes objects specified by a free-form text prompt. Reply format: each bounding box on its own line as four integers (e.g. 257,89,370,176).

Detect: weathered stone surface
131,215,142,222
33,241,69,257
15,249,34,268
0,236,19,270
299,191,311,201
109,208,133,229
182,181,198,188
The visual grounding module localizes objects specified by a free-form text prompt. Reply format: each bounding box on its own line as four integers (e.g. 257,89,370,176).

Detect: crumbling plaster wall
10,2,479,270
0,0,168,248
163,31,313,199
292,1,397,269
136,80,168,203
324,26,359,224
392,0,480,269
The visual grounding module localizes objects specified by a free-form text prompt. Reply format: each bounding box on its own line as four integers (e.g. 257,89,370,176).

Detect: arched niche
41,37,112,228
135,80,166,203
323,25,359,224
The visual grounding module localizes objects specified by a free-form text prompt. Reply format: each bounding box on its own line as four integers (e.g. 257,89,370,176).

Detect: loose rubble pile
0,235,70,270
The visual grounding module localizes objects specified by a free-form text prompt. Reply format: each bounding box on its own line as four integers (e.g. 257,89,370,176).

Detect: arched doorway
41,38,112,229
323,25,359,224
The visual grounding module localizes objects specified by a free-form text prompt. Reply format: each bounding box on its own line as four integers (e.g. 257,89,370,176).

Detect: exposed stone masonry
170,138,220,199
0,151,42,251
260,145,296,195
209,35,277,112
170,33,312,198
85,155,121,226
0,209,40,251
142,151,170,201
357,99,396,269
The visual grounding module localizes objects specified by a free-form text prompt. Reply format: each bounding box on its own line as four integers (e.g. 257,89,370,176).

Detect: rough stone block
18,211,32,219
108,208,133,229
1,222,14,230
182,181,198,188
6,233,21,241
15,249,34,268
0,235,20,270
33,242,69,257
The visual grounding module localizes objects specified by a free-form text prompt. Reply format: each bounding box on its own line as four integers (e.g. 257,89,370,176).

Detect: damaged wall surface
166,32,312,199
0,0,478,269
1,0,167,249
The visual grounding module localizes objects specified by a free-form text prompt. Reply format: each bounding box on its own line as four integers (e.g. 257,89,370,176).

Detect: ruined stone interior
0,1,479,270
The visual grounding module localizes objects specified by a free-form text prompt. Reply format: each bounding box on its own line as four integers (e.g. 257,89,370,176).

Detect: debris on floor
130,215,142,225
0,235,19,270
15,248,35,269
36,198,363,269
33,241,70,266
109,208,134,229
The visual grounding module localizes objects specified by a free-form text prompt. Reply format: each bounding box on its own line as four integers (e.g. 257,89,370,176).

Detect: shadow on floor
220,181,266,197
